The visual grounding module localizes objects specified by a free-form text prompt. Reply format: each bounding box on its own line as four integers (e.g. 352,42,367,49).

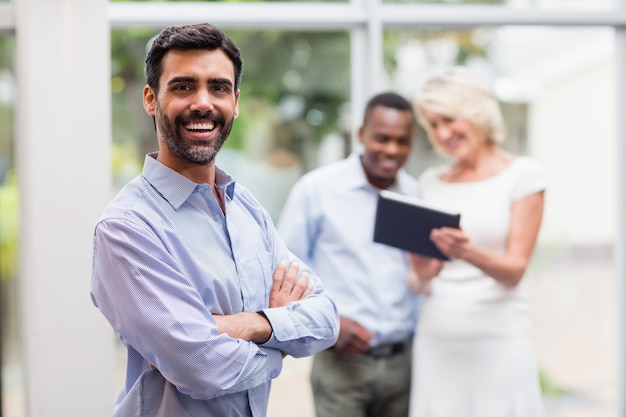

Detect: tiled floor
530,259,618,417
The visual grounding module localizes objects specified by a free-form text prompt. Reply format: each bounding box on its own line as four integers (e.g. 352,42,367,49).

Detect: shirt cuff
259,345,283,379
258,307,295,347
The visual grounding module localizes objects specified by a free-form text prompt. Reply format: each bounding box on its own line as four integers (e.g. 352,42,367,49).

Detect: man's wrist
255,310,272,344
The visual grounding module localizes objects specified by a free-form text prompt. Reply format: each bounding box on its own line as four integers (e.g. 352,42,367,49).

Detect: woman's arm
431,191,544,287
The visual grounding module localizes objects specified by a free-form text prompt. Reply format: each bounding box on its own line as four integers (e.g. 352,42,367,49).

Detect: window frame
0,0,625,415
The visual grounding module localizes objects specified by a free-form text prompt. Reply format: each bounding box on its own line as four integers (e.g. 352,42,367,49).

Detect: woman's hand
408,253,443,294
430,227,471,260
428,190,544,287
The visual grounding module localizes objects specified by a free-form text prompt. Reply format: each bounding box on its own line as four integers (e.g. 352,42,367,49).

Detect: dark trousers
310,345,412,417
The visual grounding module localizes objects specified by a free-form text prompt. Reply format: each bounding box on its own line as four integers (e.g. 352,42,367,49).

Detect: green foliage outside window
0,169,17,281
111,26,350,174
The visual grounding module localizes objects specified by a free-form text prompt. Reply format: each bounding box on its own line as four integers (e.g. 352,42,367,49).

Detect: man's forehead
160,48,235,81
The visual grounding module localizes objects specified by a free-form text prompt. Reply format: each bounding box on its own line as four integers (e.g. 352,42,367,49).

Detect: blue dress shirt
277,152,420,347
91,153,339,417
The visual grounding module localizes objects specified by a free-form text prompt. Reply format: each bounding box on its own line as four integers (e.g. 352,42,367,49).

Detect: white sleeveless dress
409,156,547,417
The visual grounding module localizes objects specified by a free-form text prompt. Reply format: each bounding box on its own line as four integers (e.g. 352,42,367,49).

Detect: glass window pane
111,28,350,222
383,0,617,10
0,35,23,417
384,0,506,3
386,25,617,416
111,0,348,3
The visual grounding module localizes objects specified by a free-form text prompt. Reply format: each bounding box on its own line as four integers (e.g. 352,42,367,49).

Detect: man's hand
213,261,313,345
213,312,272,344
333,317,374,355
269,261,313,308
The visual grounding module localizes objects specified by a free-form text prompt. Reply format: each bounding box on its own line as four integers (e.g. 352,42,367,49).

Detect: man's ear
357,126,365,145
233,90,240,119
143,85,157,116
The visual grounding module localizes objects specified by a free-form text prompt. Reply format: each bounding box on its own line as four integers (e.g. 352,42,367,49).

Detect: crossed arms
213,261,313,346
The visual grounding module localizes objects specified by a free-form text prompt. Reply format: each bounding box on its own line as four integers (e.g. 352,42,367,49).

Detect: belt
365,339,411,359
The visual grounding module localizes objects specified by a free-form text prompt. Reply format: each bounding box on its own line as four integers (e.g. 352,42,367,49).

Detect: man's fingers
271,261,288,292
275,261,301,294
283,261,301,291
304,283,314,298
292,271,310,298
269,261,313,308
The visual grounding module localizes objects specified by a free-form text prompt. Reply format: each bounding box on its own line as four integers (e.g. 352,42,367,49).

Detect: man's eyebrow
166,77,233,87
209,78,234,87
167,76,198,85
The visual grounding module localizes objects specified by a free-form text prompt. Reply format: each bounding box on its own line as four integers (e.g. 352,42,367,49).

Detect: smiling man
90,23,339,417
277,92,421,417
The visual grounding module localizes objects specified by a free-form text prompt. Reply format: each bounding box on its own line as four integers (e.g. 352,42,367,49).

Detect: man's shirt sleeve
276,178,318,264
91,217,283,400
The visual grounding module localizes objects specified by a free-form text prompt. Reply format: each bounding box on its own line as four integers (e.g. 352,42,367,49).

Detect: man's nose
382,140,402,156
189,89,215,113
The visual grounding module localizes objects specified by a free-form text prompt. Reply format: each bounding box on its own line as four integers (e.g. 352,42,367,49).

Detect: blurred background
0,0,623,416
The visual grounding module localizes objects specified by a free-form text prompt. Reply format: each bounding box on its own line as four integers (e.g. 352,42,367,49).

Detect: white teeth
446,136,459,147
381,160,398,169
186,122,215,131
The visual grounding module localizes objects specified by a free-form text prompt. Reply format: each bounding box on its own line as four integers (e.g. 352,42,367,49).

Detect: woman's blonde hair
414,66,506,156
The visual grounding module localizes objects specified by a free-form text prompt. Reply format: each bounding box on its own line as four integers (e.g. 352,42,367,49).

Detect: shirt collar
141,152,236,210
344,151,371,190
345,151,412,194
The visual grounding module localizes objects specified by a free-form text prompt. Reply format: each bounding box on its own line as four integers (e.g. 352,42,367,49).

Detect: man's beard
156,104,234,165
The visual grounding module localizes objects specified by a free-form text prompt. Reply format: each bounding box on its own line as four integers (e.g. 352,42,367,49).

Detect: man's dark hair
145,23,243,94
363,92,414,125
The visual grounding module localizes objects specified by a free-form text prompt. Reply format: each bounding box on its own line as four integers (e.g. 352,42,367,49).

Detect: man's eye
212,85,230,93
173,85,191,91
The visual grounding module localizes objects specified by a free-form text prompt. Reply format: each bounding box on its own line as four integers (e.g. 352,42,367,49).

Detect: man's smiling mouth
184,122,216,132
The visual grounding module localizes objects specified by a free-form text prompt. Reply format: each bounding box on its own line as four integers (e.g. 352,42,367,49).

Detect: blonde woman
408,66,546,416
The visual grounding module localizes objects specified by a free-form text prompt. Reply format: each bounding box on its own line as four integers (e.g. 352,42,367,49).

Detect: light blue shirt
91,153,339,417
277,152,420,347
